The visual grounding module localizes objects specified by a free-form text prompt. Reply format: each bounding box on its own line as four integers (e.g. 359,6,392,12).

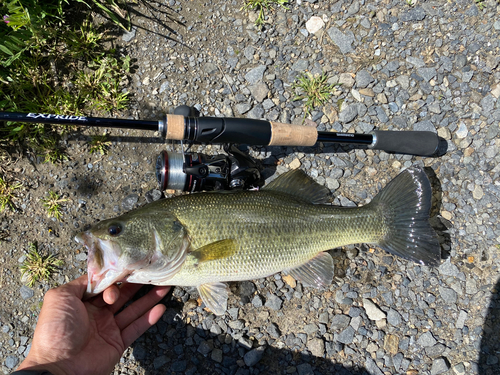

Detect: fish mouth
75,231,129,295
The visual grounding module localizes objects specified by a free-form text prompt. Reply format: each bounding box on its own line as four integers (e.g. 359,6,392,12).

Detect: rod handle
269,122,318,146
371,130,439,156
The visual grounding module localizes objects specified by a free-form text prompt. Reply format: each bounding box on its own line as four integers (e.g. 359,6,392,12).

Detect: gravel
2,0,500,374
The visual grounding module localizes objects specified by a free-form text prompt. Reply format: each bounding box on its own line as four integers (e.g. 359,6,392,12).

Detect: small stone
235,103,252,115
399,6,426,22
197,340,213,356
456,310,468,329
431,358,450,375
473,185,484,200
355,70,374,88
452,362,466,375
359,88,375,97
252,295,263,308
250,82,269,103
455,122,468,138
245,65,267,85
4,356,19,369
153,355,169,370
363,298,386,321
426,344,446,358
20,286,34,300
339,73,355,87
122,27,136,42
418,331,437,347
384,334,399,355
327,27,355,54
339,104,358,123
244,346,266,366
330,314,351,330
438,259,459,276
387,309,402,326
122,194,139,211
289,158,301,170
265,294,282,310
439,286,457,303
297,363,314,375
335,326,355,344
365,357,384,375
282,274,296,288
305,16,325,34
203,63,218,75
171,360,187,372
307,338,325,357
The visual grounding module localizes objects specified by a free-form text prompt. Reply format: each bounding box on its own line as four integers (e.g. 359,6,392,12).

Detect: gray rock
307,337,325,357
331,314,351,330
297,363,314,375
252,295,263,307
4,356,19,369
439,286,457,304
247,105,265,119
250,83,269,103
20,286,34,300
153,355,169,370
244,346,266,366
267,323,281,338
406,56,426,68
122,194,139,210
171,360,187,372
365,357,384,375
355,70,374,88
335,326,355,344
431,357,450,375
197,340,213,356
387,309,402,326
456,310,468,329
438,259,459,276
203,63,218,74
245,65,267,85
211,349,223,363
244,45,255,61
417,67,437,82
265,294,282,310
339,104,358,123
399,6,426,22
292,59,309,71
413,120,436,132
145,189,162,203
122,27,136,42
235,103,252,115
418,331,437,347
327,27,355,54
426,344,446,358
363,298,386,321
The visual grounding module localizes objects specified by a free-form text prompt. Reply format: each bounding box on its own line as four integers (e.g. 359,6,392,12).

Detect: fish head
75,208,187,295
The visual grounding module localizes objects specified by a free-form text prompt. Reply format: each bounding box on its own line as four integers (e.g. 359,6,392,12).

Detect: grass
241,0,288,27
0,0,131,163
89,131,111,155
41,191,68,221
19,242,63,287
0,175,21,212
292,72,340,117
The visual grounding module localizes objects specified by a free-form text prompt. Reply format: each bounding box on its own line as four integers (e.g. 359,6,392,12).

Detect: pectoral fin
198,282,229,316
284,252,334,289
190,239,238,263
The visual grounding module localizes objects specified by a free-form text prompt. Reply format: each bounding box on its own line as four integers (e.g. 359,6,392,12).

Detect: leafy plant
20,242,63,287
75,0,131,31
0,175,22,212
89,131,111,155
292,72,340,117
241,0,288,27
474,0,486,10
41,191,68,221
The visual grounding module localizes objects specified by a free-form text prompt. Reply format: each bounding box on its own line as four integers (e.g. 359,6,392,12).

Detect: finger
121,303,167,348
115,286,170,330
103,284,121,305
108,283,145,314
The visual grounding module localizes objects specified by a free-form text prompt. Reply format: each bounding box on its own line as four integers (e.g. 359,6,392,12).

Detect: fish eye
108,224,123,236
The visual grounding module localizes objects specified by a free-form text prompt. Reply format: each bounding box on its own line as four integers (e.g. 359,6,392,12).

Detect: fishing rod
0,108,441,192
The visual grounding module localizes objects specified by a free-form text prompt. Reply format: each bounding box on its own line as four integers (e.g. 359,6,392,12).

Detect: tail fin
370,167,441,266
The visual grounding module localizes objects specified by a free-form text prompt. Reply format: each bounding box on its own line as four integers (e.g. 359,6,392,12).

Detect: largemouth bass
75,167,441,315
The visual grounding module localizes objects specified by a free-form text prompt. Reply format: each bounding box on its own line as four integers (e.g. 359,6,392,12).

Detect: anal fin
198,282,229,316
284,252,334,289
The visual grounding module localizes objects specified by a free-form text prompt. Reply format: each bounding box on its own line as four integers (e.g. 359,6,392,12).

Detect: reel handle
370,130,439,156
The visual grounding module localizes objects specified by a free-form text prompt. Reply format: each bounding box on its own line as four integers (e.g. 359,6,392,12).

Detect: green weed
41,191,68,221
89,131,111,155
0,176,22,212
474,0,486,10
20,242,63,287
292,72,340,117
241,0,288,27
75,0,131,31
0,0,131,162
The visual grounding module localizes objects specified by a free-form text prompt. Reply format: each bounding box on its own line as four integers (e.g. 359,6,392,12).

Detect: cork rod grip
165,114,186,140
268,122,318,146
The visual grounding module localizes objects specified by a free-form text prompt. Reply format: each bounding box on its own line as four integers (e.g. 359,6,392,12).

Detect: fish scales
162,191,383,286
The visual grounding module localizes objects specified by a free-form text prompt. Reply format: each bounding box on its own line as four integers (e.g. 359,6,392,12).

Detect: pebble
244,346,265,366
327,27,355,54
418,331,437,347
20,286,34,300
305,16,325,34
431,357,450,375
363,299,386,321
245,66,267,85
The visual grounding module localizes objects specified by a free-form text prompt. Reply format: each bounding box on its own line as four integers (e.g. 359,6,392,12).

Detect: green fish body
76,168,440,315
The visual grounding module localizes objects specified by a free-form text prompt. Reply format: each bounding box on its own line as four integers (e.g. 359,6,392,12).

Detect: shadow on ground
131,295,369,375
479,277,500,375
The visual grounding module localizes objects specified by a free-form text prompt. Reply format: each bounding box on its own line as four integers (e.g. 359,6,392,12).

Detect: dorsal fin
263,170,330,204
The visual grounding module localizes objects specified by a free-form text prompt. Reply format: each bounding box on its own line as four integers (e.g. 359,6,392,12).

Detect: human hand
16,275,170,375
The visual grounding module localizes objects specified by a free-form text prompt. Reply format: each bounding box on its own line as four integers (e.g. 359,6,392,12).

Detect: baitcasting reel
155,145,263,192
